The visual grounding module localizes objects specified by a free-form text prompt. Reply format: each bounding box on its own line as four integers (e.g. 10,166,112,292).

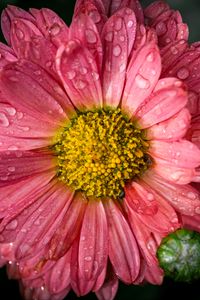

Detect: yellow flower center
53,108,151,199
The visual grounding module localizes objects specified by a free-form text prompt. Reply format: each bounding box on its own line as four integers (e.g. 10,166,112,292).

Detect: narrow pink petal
144,171,200,217
136,82,187,128
56,40,103,109
1,5,36,45
30,8,69,47
0,103,59,150
79,200,108,282
47,193,87,259
153,158,196,184
74,0,107,33
161,40,188,75
150,140,200,169
147,108,191,141
116,0,144,23
0,151,55,187
1,61,73,125
122,42,161,117
181,214,200,232
45,250,71,294
126,209,164,284
71,237,95,296
96,268,118,300
102,9,130,106
104,199,140,283
70,13,103,71
124,182,180,233
0,42,17,69
144,1,170,19
92,266,106,292
0,171,54,219
14,185,74,260
125,182,158,215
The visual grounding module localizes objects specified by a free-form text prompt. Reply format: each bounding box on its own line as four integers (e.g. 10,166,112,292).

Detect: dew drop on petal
5,219,18,230
127,20,134,28
8,145,18,151
67,70,76,80
49,23,61,36
177,67,190,80
85,29,97,44
7,166,15,172
119,62,126,73
135,74,150,89
195,207,200,214
146,52,154,62
115,17,123,31
5,107,16,116
187,191,197,200
76,80,86,90
84,256,92,262
15,28,24,40
147,193,154,201
80,67,88,75
8,76,19,82
92,72,99,81
88,10,101,23
170,46,178,55
0,112,9,127
113,45,122,57
105,31,114,42
155,22,167,36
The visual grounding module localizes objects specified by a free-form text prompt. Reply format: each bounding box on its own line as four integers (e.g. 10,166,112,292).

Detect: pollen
52,108,151,199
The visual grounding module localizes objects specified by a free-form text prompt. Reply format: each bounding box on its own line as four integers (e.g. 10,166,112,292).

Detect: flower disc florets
53,108,151,199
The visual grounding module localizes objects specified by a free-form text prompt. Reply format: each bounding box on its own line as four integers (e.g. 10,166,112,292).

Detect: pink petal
125,182,158,215
45,250,71,294
0,243,15,265
101,9,131,106
1,61,73,125
161,40,188,75
0,171,54,219
181,214,200,232
1,5,36,45
150,140,200,169
78,200,108,282
122,41,161,117
70,13,103,71
144,172,200,217
0,42,17,68
0,151,55,187
104,199,140,283
136,81,187,128
92,266,106,292
47,193,87,259
0,103,58,150
71,237,95,296
144,1,170,19
147,108,191,141
30,8,69,47
74,0,107,33
126,210,164,284
152,158,196,184
14,185,74,260
56,40,103,109
96,267,118,300
124,181,180,233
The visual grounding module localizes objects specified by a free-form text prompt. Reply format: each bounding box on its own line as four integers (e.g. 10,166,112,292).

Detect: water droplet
92,72,99,81
0,112,9,127
147,193,154,201
84,256,92,261
85,29,97,44
76,80,86,90
177,67,190,80
5,107,16,116
46,61,52,68
119,35,125,42
34,70,41,76
79,67,88,75
151,69,156,76
8,76,19,82
16,28,24,40
171,46,178,55
49,23,61,36
115,17,123,31
88,10,101,23
7,166,15,172
8,145,18,151
146,52,154,62
187,192,197,200
195,207,200,214
105,31,114,42
113,44,121,57
32,48,41,60
5,219,18,230
67,70,76,80
119,62,126,73
17,112,23,120
135,74,150,89
127,20,134,28
81,236,86,241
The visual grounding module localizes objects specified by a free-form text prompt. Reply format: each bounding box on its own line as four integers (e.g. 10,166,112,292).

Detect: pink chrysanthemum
0,1,200,299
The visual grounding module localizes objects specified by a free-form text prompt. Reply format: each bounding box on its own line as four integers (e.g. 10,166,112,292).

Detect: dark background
0,0,200,299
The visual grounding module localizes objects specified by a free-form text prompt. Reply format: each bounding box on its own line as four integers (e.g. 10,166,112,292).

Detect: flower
0,1,200,300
